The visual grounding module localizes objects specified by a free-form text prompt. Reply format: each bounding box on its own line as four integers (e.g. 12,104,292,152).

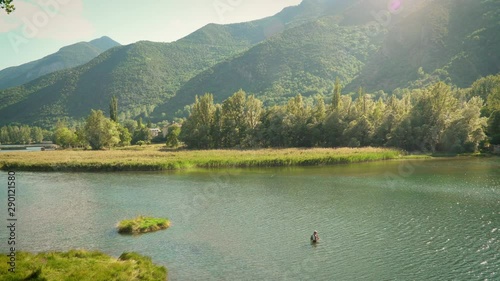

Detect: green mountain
158,0,500,118
347,0,500,92
0,36,120,90
158,15,380,117
1,0,499,127
0,0,348,127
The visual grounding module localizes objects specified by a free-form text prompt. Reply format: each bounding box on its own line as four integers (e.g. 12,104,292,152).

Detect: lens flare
389,0,402,13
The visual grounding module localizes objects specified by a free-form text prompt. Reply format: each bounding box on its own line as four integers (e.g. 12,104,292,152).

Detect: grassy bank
0,145,405,172
0,250,166,280
118,216,170,234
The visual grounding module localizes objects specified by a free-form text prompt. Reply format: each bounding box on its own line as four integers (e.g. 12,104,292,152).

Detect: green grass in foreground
0,250,166,281
118,216,170,234
0,145,408,172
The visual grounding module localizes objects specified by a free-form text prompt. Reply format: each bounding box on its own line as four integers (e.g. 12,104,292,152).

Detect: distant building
149,128,162,138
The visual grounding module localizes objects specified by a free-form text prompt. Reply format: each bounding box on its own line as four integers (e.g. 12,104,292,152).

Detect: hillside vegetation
0,0,499,127
0,36,120,90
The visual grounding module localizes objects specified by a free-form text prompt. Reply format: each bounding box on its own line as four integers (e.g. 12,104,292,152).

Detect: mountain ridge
0,0,349,127
0,36,121,90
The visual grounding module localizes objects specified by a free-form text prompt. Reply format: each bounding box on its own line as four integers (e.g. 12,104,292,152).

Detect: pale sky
0,0,302,70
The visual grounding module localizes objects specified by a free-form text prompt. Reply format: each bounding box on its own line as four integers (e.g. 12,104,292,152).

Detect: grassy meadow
0,145,408,172
0,250,166,281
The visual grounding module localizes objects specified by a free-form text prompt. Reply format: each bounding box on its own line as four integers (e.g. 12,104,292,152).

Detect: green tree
442,97,487,152
221,90,247,148
84,110,120,150
241,95,263,147
180,93,216,149
488,111,500,145
312,96,326,123
324,95,351,147
258,106,287,147
468,74,500,102
109,96,118,122
53,122,77,148
0,0,14,14
7,126,20,144
332,77,342,110
283,94,312,147
123,120,137,135
244,95,263,131
357,87,367,115
344,115,374,147
130,117,152,144
310,96,326,146
132,127,152,145
75,126,89,147
137,117,144,129
166,125,181,148
0,126,10,144
31,127,44,143
485,86,500,115
408,82,457,152
19,125,32,144
211,105,223,148
117,124,132,146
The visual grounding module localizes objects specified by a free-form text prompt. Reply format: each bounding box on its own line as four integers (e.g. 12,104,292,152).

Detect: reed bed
0,145,404,172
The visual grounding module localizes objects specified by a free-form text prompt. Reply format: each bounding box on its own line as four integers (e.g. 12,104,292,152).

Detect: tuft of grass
0,145,407,172
0,250,167,281
118,216,170,234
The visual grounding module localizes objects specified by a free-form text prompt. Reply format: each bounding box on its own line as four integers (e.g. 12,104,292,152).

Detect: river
1,158,499,280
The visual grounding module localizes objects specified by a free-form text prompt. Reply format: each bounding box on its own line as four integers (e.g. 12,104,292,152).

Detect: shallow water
1,158,499,280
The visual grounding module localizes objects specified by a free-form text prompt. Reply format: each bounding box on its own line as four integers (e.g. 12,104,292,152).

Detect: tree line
0,125,46,145
180,79,500,153
51,96,178,150
2,76,498,152
53,110,155,150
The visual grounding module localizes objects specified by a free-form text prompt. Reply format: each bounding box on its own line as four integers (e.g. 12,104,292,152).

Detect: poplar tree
109,96,118,122
332,77,341,110
84,110,120,150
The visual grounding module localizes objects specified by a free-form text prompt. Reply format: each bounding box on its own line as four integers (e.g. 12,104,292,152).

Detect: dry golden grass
0,145,404,171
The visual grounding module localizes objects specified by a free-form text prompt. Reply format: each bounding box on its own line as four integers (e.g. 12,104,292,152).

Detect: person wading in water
311,230,319,243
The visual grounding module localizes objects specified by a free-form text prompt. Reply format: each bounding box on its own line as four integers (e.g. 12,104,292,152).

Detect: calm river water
1,158,499,280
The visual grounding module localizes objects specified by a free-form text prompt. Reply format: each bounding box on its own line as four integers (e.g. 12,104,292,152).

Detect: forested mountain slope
1,0,499,126
0,0,347,126
0,36,120,90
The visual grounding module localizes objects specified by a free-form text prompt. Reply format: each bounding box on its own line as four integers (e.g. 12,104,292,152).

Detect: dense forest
1,74,499,154
180,75,500,153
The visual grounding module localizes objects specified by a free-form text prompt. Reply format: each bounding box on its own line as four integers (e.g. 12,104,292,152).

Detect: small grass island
118,216,171,234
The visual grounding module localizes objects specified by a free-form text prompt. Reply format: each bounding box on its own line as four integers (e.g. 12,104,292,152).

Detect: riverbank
0,145,413,172
0,250,166,280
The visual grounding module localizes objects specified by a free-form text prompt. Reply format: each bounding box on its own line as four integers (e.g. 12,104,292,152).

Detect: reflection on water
0,158,498,280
